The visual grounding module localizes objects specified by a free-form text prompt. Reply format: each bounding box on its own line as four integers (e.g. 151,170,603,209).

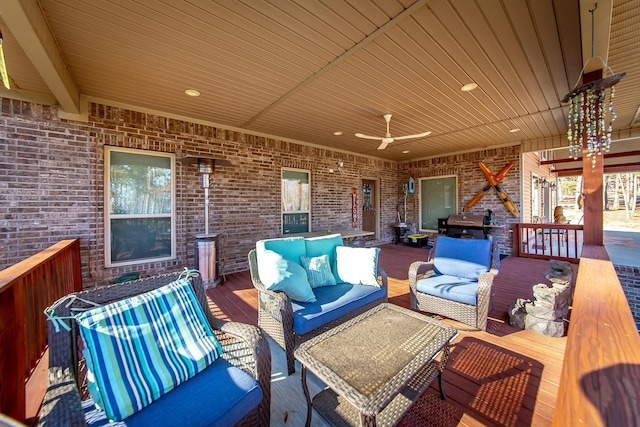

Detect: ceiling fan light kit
355,114,430,150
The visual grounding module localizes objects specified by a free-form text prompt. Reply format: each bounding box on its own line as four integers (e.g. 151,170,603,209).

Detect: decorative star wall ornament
464,162,520,217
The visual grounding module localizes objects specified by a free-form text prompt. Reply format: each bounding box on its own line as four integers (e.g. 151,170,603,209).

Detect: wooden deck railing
553,245,640,425
512,223,583,263
0,239,82,422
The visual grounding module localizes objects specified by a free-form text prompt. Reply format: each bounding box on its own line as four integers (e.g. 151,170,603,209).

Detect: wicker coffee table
294,303,458,427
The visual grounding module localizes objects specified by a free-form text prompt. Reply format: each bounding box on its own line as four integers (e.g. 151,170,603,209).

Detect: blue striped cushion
76,277,223,421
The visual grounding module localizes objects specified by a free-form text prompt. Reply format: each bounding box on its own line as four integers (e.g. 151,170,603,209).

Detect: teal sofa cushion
304,234,343,268
433,237,491,280
257,236,307,266
256,249,316,302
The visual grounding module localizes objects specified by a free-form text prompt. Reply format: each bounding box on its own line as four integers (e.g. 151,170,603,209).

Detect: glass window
282,168,310,234
419,176,457,231
532,175,540,222
105,147,175,266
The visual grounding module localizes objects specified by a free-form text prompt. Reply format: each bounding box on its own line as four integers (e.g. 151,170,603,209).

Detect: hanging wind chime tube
562,4,625,168
565,77,621,167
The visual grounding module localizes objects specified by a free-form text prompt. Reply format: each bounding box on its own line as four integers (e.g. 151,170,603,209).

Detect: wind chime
562,4,625,167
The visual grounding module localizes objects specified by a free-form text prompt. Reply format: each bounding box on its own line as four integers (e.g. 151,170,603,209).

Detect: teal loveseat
409,236,500,331
248,234,388,374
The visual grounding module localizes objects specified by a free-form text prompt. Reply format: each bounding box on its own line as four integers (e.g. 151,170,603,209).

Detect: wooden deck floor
206,243,570,427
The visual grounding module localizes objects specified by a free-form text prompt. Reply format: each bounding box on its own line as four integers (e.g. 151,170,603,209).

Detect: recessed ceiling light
184,89,201,97
333,131,343,136
402,150,410,154
461,83,478,92
509,128,521,133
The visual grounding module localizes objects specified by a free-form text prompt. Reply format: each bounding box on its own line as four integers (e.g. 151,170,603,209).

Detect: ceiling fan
355,114,431,150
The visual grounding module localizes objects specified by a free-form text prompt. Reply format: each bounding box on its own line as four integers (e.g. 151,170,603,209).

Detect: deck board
206,243,569,426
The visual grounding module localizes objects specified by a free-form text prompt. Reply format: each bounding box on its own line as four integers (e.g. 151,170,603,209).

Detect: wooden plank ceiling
0,0,639,163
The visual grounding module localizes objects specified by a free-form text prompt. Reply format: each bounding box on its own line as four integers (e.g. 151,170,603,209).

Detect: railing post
511,223,521,256
0,239,82,421
0,285,25,421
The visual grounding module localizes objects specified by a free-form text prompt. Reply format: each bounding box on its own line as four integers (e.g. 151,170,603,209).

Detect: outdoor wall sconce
534,177,556,190
331,160,344,174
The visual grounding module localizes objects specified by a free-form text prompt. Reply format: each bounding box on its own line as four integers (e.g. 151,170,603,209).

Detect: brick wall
4,98,638,328
404,146,522,255
616,264,640,330
0,100,94,277
1,99,402,287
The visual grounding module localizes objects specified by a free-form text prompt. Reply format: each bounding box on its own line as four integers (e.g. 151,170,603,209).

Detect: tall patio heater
182,154,231,288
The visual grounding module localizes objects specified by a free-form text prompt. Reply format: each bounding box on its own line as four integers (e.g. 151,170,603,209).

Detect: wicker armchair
248,249,387,375
38,271,271,427
409,237,500,331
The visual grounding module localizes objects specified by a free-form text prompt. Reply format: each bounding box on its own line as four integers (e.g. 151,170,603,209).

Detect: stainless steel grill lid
446,214,485,227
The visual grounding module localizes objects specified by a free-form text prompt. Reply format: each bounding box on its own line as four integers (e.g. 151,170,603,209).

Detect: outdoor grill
446,214,488,239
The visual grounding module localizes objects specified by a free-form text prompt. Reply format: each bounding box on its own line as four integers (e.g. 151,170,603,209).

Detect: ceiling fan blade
377,140,391,150
392,131,432,141
355,133,383,141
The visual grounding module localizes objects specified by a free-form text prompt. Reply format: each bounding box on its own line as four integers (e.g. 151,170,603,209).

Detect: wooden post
582,153,604,245
581,70,604,246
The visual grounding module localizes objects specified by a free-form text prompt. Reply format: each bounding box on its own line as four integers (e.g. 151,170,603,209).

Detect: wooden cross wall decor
464,162,520,217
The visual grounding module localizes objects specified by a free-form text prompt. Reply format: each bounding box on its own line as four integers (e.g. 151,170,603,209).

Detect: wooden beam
0,0,80,113
555,162,640,176
542,150,640,165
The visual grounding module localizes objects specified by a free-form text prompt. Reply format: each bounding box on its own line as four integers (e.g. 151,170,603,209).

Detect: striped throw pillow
76,276,223,421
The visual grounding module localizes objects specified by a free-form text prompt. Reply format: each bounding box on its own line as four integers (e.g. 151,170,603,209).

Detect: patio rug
398,336,542,427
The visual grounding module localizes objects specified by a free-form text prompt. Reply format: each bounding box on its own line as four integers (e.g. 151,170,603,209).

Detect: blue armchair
409,236,500,330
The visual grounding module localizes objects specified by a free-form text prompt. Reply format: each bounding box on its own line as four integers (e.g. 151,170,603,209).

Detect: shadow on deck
208,244,568,426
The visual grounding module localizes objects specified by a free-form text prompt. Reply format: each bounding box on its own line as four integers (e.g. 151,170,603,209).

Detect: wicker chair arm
477,270,497,296
216,320,271,420
38,367,85,427
408,261,436,292
217,320,271,377
377,266,388,288
248,249,293,319
256,287,291,322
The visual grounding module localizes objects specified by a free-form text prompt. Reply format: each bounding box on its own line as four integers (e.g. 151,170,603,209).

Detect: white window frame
281,168,311,234
104,146,176,267
532,173,540,222
418,175,458,232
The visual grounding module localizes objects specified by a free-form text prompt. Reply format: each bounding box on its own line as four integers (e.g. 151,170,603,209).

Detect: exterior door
362,179,377,234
